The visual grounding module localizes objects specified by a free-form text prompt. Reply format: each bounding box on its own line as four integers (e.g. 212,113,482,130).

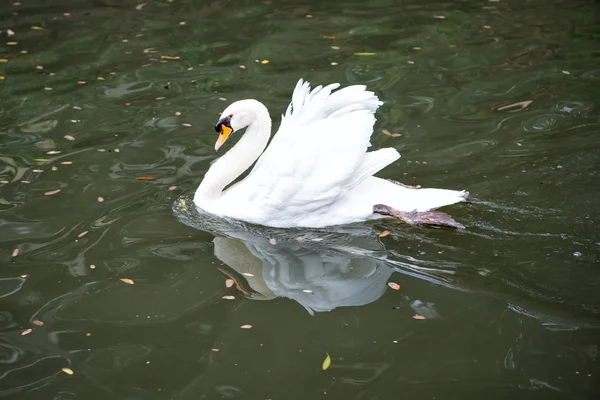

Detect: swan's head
214,100,260,151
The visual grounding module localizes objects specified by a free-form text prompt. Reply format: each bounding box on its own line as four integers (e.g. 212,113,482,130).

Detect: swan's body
194,79,468,228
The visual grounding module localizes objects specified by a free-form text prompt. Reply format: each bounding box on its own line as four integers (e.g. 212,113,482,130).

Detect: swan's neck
194,102,271,207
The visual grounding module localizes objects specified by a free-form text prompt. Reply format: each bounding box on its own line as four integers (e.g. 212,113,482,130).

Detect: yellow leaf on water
61,367,74,375
322,353,331,370
260,59,269,64
382,129,402,137
31,26,43,30
120,278,134,285
323,35,336,40
379,230,390,237
354,52,376,56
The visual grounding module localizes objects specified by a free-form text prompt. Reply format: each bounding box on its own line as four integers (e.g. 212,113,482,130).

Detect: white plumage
194,79,467,228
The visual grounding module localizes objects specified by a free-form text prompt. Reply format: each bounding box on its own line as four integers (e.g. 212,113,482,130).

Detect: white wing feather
233,79,397,222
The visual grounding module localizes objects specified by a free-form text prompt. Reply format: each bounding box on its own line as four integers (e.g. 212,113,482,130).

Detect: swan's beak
214,117,233,151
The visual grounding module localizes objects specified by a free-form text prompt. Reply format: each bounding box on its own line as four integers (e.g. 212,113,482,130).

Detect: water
1,0,599,398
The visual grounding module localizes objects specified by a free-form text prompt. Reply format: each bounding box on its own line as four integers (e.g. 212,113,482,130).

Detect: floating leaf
31,26,43,30
379,230,390,237
225,279,234,288
120,278,134,285
7,42,18,46
354,52,376,56
32,320,44,326
434,15,446,19
240,324,252,329
161,55,180,60
12,248,19,257
497,100,533,112
382,129,401,137
322,353,331,370
64,134,75,140
21,328,32,336
0,58,8,63
61,368,74,375
323,35,336,39
135,176,155,181
34,158,51,162
44,189,61,196
179,198,187,211
44,87,53,91
387,282,401,290
77,81,86,85
412,315,426,320
222,295,235,300
260,59,269,64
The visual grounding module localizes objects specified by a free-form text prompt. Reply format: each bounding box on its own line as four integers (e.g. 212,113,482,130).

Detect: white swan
194,79,468,229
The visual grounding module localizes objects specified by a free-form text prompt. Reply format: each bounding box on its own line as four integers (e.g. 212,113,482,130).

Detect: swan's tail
358,177,468,213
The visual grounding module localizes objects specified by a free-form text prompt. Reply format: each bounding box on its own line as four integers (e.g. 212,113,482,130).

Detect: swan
194,79,468,229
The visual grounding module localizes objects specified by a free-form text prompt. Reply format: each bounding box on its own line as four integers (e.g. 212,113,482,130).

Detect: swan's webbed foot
373,204,465,229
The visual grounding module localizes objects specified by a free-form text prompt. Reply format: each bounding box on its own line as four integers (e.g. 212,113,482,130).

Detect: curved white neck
194,101,271,207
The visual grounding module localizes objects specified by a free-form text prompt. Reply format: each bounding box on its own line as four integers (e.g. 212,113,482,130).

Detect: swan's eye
214,115,233,134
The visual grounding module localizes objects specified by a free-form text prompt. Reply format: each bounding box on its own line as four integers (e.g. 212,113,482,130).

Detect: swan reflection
212,233,393,315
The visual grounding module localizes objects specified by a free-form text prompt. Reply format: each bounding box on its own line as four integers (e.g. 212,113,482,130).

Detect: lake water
1,0,599,398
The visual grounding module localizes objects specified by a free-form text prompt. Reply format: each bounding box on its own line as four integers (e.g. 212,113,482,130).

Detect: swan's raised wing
231,79,399,225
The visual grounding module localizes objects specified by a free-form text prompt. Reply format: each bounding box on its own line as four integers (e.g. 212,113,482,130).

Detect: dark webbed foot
373,204,465,229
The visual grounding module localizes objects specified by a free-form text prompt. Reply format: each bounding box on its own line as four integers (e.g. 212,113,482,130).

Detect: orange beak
215,124,233,151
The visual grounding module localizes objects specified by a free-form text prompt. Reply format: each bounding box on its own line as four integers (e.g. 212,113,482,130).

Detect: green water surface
1,0,599,399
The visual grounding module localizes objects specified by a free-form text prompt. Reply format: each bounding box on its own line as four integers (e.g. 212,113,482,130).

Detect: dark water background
1,0,599,398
